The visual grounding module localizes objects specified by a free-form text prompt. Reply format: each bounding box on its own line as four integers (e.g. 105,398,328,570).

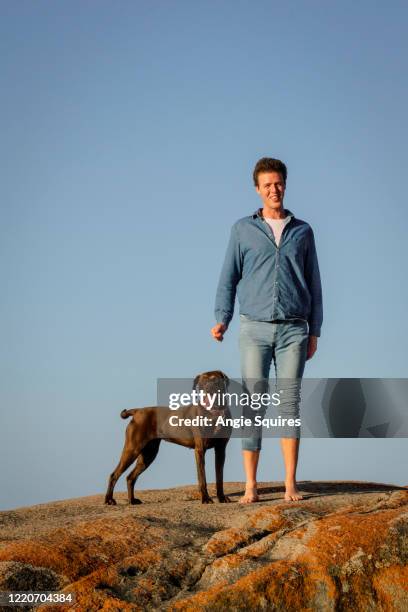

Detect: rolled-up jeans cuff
280,428,301,439
241,436,262,451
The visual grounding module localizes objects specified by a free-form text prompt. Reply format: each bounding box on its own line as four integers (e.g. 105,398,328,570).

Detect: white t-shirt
264,215,291,246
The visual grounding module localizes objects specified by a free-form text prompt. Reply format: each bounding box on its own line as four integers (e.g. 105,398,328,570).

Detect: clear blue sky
1,1,407,510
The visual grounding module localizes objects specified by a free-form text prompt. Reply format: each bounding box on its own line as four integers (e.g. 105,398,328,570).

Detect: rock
0,560,66,591
0,481,406,611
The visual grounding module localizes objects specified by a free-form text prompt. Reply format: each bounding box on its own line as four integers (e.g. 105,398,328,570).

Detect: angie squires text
168,415,301,429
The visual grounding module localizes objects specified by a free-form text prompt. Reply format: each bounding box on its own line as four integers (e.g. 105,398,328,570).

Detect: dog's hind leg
126,439,161,505
104,445,141,505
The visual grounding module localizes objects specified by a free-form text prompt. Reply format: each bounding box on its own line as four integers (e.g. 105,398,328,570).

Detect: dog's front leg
215,441,231,503
194,447,212,503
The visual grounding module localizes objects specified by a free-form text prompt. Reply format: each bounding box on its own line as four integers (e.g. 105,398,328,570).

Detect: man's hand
211,323,227,342
307,335,318,360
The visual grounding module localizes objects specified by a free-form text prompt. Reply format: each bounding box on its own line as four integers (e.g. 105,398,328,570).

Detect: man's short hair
253,157,288,187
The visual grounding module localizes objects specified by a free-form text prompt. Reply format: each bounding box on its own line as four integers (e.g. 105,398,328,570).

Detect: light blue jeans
239,315,309,450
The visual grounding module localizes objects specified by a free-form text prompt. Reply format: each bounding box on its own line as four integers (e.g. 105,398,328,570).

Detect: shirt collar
253,208,294,220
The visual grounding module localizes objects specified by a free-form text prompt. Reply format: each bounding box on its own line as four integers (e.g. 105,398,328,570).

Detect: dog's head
193,370,229,411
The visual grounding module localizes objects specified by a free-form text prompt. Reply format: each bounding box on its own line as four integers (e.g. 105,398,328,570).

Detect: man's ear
193,375,200,391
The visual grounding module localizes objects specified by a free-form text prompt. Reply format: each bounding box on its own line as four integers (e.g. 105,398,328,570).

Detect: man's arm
304,228,323,357
212,224,242,341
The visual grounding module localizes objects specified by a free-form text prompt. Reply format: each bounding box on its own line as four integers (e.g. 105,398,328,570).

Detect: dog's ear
222,372,229,387
193,375,201,391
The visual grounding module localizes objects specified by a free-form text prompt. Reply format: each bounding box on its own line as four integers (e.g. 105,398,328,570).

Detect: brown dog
104,371,232,505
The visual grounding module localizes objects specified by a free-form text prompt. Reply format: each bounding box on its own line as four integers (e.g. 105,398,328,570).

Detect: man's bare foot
284,482,303,501
239,485,259,504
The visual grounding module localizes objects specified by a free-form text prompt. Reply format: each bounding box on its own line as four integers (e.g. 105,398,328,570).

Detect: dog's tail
121,409,137,419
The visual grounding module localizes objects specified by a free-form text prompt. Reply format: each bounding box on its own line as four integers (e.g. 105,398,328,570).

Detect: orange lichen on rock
37,565,137,612
1,483,407,611
373,566,408,610
131,575,170,607
298,506,406,567
204,527,259,557
0,542,69,578
171,561,319,611
246,507,287,532
289,505,408,611
0,516,162,581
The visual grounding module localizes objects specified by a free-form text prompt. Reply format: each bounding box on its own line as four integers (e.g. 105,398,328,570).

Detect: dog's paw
201,497,214,504
105,498,117,506
218,495,232,503
129,498,143,505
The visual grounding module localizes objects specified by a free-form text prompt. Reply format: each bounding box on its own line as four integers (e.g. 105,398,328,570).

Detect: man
211,157,322,503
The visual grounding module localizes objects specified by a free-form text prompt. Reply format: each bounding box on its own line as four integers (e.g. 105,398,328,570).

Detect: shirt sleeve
214,224,242,326
304,228,323,337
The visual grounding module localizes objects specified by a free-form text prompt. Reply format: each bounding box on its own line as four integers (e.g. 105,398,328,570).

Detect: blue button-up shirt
214,209,323,337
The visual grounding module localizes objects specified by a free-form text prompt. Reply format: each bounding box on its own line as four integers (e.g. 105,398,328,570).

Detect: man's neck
262,204,286,219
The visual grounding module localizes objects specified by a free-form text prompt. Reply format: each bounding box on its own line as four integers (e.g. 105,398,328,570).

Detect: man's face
255,171,286,210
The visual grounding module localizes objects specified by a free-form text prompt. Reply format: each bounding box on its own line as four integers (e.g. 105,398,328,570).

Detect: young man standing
211,158,322,503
